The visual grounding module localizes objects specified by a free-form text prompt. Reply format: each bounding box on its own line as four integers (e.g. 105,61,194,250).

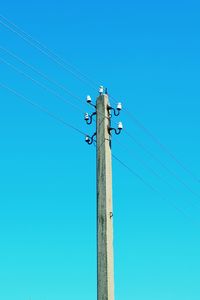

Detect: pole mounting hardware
84,112,97,125
99,85,104,95
84,87,123,144
109,212,113,219
109,121,123,135
85,132,97,145
86,95,96,108
108,102,122,117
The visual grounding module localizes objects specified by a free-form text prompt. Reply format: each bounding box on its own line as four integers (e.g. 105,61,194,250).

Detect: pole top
99,85,104,95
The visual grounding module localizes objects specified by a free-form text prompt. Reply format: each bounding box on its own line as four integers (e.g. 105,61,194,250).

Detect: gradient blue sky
0,1,200,299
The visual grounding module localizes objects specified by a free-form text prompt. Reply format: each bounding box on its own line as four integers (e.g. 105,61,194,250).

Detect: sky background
0,0,200,299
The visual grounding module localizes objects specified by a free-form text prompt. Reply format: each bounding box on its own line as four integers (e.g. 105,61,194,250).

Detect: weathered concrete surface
96,94,114,300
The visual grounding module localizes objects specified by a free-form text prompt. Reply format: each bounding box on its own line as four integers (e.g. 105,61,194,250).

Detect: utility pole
85,87,122,300
96,93,114,300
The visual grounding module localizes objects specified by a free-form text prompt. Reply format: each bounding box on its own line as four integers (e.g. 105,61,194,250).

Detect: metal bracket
108,127,122,135
85,132,97,145
108,107,120,117
84,112,97,125
108,103,122,117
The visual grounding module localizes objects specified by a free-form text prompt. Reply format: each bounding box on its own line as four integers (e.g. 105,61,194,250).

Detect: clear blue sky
0,1,200,299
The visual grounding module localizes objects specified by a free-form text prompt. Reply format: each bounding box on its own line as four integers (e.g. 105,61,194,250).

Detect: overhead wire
0,46,83,104
1,76,189,223
123,129,200,202
0,60,198,226
0,56,108,144
126,109,200,183
109,91,200,185
112,153,191,218
0,82,86,137
0,15,98,90
0,13,99,89
112,153,200,227
0,56,84,113
93,136,186,218
114,137,199,209
92,134,197,223
0,15,110,121
1,83,190,227
1,78,198,226
0,13,199,188
0,48,109,121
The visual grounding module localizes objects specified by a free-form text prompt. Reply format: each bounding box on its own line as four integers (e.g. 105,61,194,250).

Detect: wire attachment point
85,132,97,145
84,112,97,125
108,102,122,117
86,95,92,103
109,122,123,135
86,95,96,108
99,85,104,95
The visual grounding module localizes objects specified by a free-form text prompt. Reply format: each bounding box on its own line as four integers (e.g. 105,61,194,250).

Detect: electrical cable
0,13,99,89
112,153,200,227
126,109,200,183
0,15,98,90
92,136,195,223
0,56,84,113
124,129,200,201
1,14,198,187
109,92,200,185
0,82,86,136
1,79,198,227
0,15,111,119
0,52,107,118
0,46,84,104
114,138,200,209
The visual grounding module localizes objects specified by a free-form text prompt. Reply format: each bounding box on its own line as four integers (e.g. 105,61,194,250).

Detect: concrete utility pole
85,88,122,300
96,93,114,300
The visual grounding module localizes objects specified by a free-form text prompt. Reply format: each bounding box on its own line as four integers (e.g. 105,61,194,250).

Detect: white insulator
86,95,92,103
117,102,122,110
99,85,104,94
84,113,89,120
118,121,123,130
85,135,90,142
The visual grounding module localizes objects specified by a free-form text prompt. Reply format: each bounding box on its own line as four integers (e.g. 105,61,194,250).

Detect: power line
0,54,108,125
0,15,98,90
0,16,109,119
115,138,199,209
0,47,108,121
0,56,83,113
0,81,198,228
5,46,197,204
109,90,200,185
92,137,196,221
124,129,200,202
0,46,84,104
123,107,200,184
1,14,198,187
0,81,198,227
0,15,112,119
112,153,199,226
0,14,99,89
0,82,86,136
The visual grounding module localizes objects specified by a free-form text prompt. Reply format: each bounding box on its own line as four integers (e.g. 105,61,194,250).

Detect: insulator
84,113,89,120
117,102,122,110
86,95,92,103
118,121,123,130
99,85,104,94
85,135,90,142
